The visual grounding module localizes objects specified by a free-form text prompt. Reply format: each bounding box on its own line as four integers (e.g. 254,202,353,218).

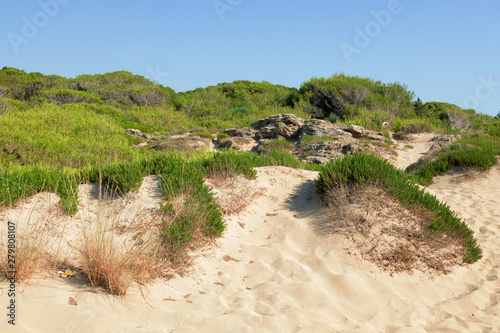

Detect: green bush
299,74,415,119
98,161,146,194
230,106,252,117
216,132,230,143
408,134,500,184
203,150,257,180
316,153,482,263
160,160,225,254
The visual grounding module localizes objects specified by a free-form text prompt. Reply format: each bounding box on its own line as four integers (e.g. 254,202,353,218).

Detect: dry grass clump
0,220,52,283
0,194,65,284
75,182,169,295
0,179,170,294
77,224,167,295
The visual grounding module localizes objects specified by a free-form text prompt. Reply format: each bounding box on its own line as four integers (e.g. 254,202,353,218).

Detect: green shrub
299,74,415,119
216,132,230,143
231,106,252,117
398,123,430,135
458,134,500,154
203,150,257,180
160,160,225,255
98,161,146,194
43,89,103,105
316,153,482,263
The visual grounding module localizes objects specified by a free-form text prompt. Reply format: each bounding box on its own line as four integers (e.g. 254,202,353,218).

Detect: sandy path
392,132,436,170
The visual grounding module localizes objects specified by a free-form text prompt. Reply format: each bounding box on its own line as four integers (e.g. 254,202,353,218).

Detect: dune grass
410,134,500,185
316,153,482,264
413,148,497,185
77,193,168,295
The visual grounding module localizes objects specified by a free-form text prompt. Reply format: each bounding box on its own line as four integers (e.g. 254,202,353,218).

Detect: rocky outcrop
338,125,385,141
251,114,305,140
218,137,254,151
126,114,396,164
298,120,352,140
248,114,390,164
428,134,461,153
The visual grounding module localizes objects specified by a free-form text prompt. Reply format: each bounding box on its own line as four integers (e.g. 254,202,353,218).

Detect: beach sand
1,134,499,332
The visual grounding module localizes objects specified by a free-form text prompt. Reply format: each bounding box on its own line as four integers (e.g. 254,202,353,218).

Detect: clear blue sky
1,0,499,116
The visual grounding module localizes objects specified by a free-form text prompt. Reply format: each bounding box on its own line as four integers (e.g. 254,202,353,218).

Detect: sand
1,134,500,332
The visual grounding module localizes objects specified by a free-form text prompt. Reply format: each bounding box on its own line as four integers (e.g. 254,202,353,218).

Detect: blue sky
1,0,499,116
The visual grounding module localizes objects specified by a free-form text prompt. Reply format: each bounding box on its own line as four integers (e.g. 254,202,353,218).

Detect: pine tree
414,97,426,117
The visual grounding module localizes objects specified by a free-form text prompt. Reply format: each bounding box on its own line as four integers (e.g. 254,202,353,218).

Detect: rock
126,129,142,136
218,137,254,150
300,141,344,163
251,114,305,130
428,134,461,153
154,137,212,152
303,156,331,164
275,121,296,138
251,114,305,140
431,134,461,143
339,125,385,141
126,129,152,140
223,127,256,139
299,120,352,140
342,142,364,155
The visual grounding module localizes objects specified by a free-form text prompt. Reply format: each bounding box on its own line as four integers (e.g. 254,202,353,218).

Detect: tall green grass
316,153,482,263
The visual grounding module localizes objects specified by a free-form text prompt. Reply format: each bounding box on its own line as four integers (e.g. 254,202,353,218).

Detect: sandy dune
1,136,500,332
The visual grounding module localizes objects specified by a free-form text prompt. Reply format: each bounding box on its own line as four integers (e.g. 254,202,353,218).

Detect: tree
496,111,500,119
414,97,426,117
